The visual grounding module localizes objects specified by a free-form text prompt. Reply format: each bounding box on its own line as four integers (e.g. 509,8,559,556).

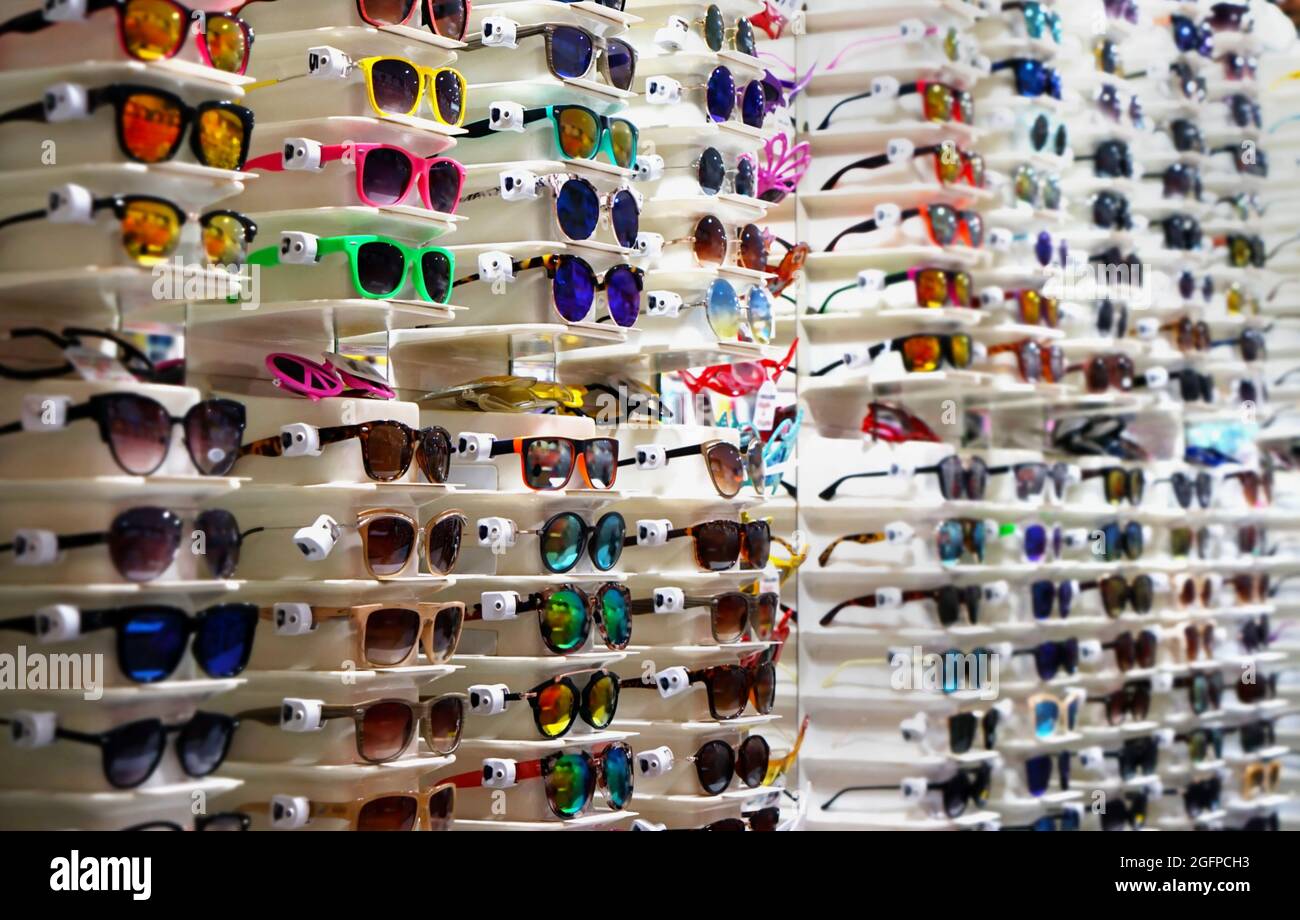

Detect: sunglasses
0,84,253,169
1241,616,1273,654
987,338,1065,383
1182,778,1222,819
352,508,466,577
1095,520,1144,562
0,711,234,788
820,144,985,191
991,57,1062,98
1168,118,1204,153
1224,468,1273,506
354,0,469,39
1005,1,1061,41
0,506,243,581
691,147,756,197
1156,163,1203,201
1154,214,1203,251
876,267,973,310
1107,737,1158,780
949,710,999,755
693,66,767,127
475,670,620,738
472,434,619,490
0,193,256,264
1177,727,1224,762
1208,2,1252,31
687,735,770,795
629,519,770,572
245,142,465,213
629,590,780,643
1181,622,1216,662
1174,671,1224,714
697,806,781,831
0,0,254,73
126,812,250,832
1169,13,1215,55
1012,164,1062,209
1162,470,1215,509
266,601,463,667
1066,354,1136,393
1082,466,1145,506
1078,139,1132,178
861,401,942,444
247,784,456,831
632,657,777,719
698,4,757,55
264,352,394,402
0,392,245,477
466,23,635,91
820,583,983,627
335,55,466,125
1089,680,1151,726
240,419,451,484
677,278,774,344
664,215,767,270
1028,580,1076,620
1221,234,1267,268
0,602,256,683
825,204,983,252
237,695,464,763
857,333,974,376
1096,83,1144,127
1104,630,1158,672
620,439,764,498
463,173,640,248
1015,638,1078,680
507,511,626,574
1244,762,1281,799
1093,574,1155,618
1025,752,1071,796
1096,299,1128,338
455,254,644,328
1004,288,1062,327
819,520,986,567
1029,689,1086,739
816,80,973,131
471,582,631,653
0,326,178,385
1237,672,1279,704
248,233,453,302
450,743,634,818
463,104,638,169
1025,110,1068,154
1091,190,1131,230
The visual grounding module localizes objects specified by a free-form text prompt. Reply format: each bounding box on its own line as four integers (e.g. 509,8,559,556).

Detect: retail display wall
0,0,1294,833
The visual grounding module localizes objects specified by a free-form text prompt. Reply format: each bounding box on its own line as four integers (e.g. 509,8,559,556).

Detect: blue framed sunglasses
991,58,1062,99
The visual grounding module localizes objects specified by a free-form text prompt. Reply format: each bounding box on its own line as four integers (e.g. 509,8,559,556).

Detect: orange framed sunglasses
469,434,619,490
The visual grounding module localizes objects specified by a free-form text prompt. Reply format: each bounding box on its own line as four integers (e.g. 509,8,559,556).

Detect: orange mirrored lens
557,107,599,158
204,14,249,73
121,93,183,163
122,0,185,61
121,199,181,262
953,272,971,306
901,336,942,372
915,269,948,308
536,681,576,737
1019,290,1043,324
949,334,972,367
201,213,246,263
923,83,953,121
196,107,246,170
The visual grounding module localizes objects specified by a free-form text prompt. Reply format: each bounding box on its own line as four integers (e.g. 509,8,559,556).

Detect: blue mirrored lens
121,608,188,682
706,66,735,122
1025,754,1051,795
605,265,640,327
609,189,639,249
588,512,625,571
550,26,594,79
556,178,600,240
741,80,764,127
193,603,257,678
551,255,597,322
1034,700,1059,737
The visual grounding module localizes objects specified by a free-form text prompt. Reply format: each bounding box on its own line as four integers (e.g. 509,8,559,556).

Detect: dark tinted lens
705,66,735,122
705,665,748,717
184,398,244,476
698,146,725,194
357,795,418,831
118,608,187,682
605,38,635,91
552,254,597,322
102,394,171,475
358,700,414,761
704,4,724,50
364,607,420,665
694,520,741,571
108,506,182,582
741,80,764,127
370,58,419,113
430,604,462,660
555,177,600,241
694,739,735,794
713,593,749,642
604,264,640,327
424,514,463,575
361,147,412,205
103,719,165,787
550,25,594,78
1025,755,1052,795
177,712,233,776
949,713,975,753
736,17,756,55
425,160,461,213
433,69,463,123
196,509,241,578
735,156,755,197
365,515,416,576
192,603,256,678
744,521,771,568
737,735,769,786
416,426,451,483
523,438,576,489
427,0,466,38
739,223,766,270
610,189,639,249
361,0,415,24
583,438,618,489
694,215,728,265
356,241,406,295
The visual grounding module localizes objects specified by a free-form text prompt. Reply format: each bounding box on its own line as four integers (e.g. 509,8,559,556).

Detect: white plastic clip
307,46,351,78
635,519,672,546
8,711,57,748
654,15,691,51
293,514,340,561
646,290,681,316
477,251,514,294
646,76,683,105
468,684,509,714
1077,639,1104,664
478,591,520,620
273,602,314,636
633,154,665,182
885,138,915,162
654,666,691,698
279,698,324,732
486,101,526,132
883,521,915,544
498,169,539,201
278,231,319,264
635,233,666,258
637,745,675,777
476,517,518,549
870,75,901,99
269,795,311,829
455,431,495,460
481,758,518,788
46,184,94,223
874,203,901,227
12,530,58,565
278,423,322,457
280,137,324,171
857,269,886,292
33,604,80,642
634,445,668,470
480,15,519,48
652,587,685,613
43,0,89,22
874,587,903,608
42,82,89,121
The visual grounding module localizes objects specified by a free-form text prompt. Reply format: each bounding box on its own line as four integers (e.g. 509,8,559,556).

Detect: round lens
741,80,765,127
736,17,756,55
747,285,773,343
695,740,735,794
704,278,741,339
585,671,619,728
694,215,728,265
545,752,595,817
588,512,625,571
610,189,640,249
555,177,600,241
552,255,598,323
536,680,578,737
541,513,585,573
540,587,590,651
706,66,736,122
739,223,766,271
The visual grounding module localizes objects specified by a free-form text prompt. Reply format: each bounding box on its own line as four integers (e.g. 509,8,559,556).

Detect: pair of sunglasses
0,0,253,73
619,438,764,499
1089,680,1151,725
819,584,982,628
0,712,234,788
464,22,635,91
354,0,469,39
248,234,453,303
325,54,466,125
820,144,985,191
469,582,631,653
628,519,771,572
0,83,252,170
825,204,983,252
627,656,777,720
449,743,633,818
0,506,243,581
0,392,245,477
245,142,465,214
666,215,767,271
236,695,464,763
697,3,757,54
475,670,621,738
629,590,779,642
245,784,455,831
348,508,466,578
0,193,256,265
816,80,973,131
992,57,1062,98
238,419,452,484
687,735,770,795
0,602,257,683
454,254,644,328
1013,164,1062,209
265,601,463,667
462,104,638,169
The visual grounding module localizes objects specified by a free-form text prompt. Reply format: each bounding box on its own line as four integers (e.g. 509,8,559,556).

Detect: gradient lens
358,700,414,762
360,147,413,205
693,215,728,265
103,719,165,788
705,278,741,339
424,513,463,575
364,607,420,666
107,506,182,582
364,514,415,576
357,795,418,831
705,442,745,497
176,712,233,776
713,593,749,642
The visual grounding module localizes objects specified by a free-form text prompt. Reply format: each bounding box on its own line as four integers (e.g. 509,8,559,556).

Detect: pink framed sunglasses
267,353,396,401
244,141,467,214
757,133,810,203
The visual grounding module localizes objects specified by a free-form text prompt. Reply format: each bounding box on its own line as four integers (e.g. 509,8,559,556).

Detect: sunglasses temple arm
460,108,550,138
820,785,895,810
819,595,878,626
452,258,537,288
817,470,890,500
819,153,891,191
0,208,48,231
232,707,283,726
616,443,704,467
0,101,50,124
824,217,881,252
814,87,881,131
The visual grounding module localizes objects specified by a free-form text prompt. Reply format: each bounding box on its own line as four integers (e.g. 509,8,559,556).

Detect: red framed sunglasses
352,0,470,40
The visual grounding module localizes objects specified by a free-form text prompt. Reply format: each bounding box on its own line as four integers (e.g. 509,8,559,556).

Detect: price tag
752,379,778,431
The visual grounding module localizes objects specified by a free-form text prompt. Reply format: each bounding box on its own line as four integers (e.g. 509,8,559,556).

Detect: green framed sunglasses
461,104,638,169
248,234,455,303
